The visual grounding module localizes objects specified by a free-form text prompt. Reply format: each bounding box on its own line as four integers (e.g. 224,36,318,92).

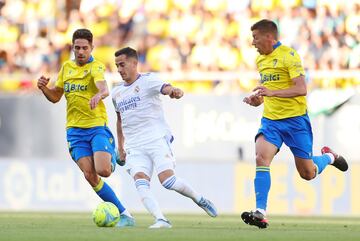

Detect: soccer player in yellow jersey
37,29,134,227
241,20,348,229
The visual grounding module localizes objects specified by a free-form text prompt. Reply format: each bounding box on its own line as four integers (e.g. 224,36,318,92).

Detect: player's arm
90,80,109,110
161,84,184,99
37,75,64,103
116,111,126,164
253,75,307,98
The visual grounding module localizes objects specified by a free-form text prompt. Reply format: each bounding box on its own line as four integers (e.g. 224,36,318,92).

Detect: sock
93,178,126,213
312,154,331,175
256,208,266,216
161,175,202,203
254,166,271,211
120,209,132,217
135,179,166,221
325,153,335,164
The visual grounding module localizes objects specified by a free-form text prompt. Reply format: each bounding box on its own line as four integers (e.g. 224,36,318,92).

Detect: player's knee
299,170,315,181
134,172,150,180
97,168,111,177
255,153,268,166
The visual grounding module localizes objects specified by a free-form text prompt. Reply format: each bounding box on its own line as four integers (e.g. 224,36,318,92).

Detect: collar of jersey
71,55,94,65
87,55,94,63
273,41,281,49
124,74,141,87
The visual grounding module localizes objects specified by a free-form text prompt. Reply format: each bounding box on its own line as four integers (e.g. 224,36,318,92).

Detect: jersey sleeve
92,61,106,82
55,65,64,88
286,50,305,79
146,73,167,95
110,86,120,112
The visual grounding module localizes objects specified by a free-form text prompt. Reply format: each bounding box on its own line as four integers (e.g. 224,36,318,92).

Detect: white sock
120,209,132,217
256,208,266,216
162,175,202,203
325,153,335,164
135,179,166,221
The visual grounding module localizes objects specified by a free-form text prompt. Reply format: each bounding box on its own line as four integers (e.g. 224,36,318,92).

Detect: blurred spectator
0,0,358,93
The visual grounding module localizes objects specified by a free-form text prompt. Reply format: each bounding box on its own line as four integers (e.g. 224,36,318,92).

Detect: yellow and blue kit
255,42,312,159
56,56,115,162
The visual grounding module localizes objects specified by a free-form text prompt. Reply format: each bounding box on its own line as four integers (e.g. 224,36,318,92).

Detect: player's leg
126,147,170,228
158,169,217,217
242,117,281,229
92,126,119,174
90,127,134,226
133,172,171,228
76,155,133,226
241,134,277,229
286,114,327,179
253,135,277,214
286,115,347,180
93,151,112,177
294,149,347,180
151,137,217,217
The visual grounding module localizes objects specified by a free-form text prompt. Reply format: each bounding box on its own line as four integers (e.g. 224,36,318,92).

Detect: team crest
134,86,140,93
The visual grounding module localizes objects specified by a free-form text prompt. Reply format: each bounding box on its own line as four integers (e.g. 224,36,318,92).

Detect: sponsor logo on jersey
64,82,88,93
260,73,280,83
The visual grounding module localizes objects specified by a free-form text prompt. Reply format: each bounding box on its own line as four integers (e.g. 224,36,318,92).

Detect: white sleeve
111,87,119,112
146,73,167,96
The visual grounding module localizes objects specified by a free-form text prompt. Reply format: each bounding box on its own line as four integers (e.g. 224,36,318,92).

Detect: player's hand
243,89,263,106
89,94,102,110
117,148,126,166
253,86,273,97
37,76,50,90
169,88,183,99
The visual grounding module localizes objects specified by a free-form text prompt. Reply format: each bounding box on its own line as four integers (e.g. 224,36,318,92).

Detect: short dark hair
251,19,278,39
72,29,93,44
114,47,138,60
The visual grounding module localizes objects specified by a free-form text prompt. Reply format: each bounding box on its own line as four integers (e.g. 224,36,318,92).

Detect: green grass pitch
0,212,359,241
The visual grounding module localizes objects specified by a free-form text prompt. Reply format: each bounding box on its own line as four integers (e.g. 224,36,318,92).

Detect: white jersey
111,73,173,148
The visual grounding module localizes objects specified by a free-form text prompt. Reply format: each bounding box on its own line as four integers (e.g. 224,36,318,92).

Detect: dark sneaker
321,146,348,172
241,210,269,229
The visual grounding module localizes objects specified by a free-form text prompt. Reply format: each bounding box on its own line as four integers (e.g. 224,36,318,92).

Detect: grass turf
0,213,359,241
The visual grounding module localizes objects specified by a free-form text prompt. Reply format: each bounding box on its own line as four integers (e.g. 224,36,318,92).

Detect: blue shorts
66,126,116,162
256,114,313,159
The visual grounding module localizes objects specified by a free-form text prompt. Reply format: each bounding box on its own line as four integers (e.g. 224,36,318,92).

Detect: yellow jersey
55,58,108,128
256,43,306,120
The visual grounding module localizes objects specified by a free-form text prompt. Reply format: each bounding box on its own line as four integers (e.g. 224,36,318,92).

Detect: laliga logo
3,163,32,209
2,162,123,210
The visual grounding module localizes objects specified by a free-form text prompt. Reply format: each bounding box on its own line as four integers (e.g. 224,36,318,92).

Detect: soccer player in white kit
111,47,218,228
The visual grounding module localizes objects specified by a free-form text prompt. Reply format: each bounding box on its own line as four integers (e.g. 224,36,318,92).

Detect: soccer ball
92,202,120,227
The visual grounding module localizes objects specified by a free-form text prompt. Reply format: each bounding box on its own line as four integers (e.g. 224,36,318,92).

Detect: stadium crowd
0,0,359,92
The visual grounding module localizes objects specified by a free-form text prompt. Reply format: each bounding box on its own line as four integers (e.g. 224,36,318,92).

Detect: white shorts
124,137,176,178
